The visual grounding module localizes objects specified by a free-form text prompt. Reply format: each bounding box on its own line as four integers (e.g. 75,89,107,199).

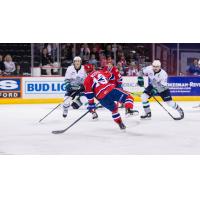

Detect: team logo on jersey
0,78,22,98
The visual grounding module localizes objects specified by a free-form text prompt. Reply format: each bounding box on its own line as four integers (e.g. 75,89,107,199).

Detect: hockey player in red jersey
83,64,137,130
103,55,137,114
103,55,123,88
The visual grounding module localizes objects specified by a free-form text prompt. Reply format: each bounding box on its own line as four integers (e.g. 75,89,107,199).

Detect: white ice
0,102,200,154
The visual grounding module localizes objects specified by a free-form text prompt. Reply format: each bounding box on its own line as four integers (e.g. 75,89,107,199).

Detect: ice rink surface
0,101,200,154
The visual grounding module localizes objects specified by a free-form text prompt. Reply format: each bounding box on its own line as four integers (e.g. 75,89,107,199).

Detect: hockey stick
193,104,200,108
52,103,100,134
136,84,183,120
152,95,183,120
130,92,142,97
38,91,76,123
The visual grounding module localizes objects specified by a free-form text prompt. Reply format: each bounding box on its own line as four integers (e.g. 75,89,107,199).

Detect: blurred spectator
80,43,90,63
128,51,137,63
89,54,98,69
41,48,53,66
106,54,113,62
117,61,126,76
4,54,16,75
15,64,21,76
187,59,199,75
99,53,107,69
44,43,52,56
127,62,139,76
41,48,53,75
116,45,124,61
196,60,200,75
90,46,100,60
61,44,73,67
119,55,127,67
0,55,5,75
104,44,114,57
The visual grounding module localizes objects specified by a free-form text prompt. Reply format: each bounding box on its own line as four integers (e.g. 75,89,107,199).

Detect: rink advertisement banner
168,76,200,96
22,76,147,99
23,77,65,98
0,77,22,98
1,76,200,104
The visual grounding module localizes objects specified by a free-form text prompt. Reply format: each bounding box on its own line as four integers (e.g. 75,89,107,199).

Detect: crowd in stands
61,43,150,76
0,43,200,77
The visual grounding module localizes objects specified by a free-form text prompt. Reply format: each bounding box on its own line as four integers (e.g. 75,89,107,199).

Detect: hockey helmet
84,64,94,73
73,56,82,62
152,60,161,67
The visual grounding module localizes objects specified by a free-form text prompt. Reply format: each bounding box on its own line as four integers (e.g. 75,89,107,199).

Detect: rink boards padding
0,76,200,104
0,96,200,104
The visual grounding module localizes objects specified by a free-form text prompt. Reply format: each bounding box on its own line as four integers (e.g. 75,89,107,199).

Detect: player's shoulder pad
161,68,168,76
67,65,75,71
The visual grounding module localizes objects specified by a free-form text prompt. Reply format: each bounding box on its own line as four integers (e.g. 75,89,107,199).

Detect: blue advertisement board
0,78,22,98
168,76,200,96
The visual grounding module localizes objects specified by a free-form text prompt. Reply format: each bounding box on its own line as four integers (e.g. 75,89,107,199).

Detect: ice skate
177,107,184,119
125,108,139,116
63,105,69,118
140,112,151,119
118,122,126,130
92,111,98,120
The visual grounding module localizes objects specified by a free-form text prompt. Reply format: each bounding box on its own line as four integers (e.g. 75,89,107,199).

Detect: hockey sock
63,97,71,113
112,104,122,124
142,101,151,114
124,94,134,109
63,102,70,111
112,112,122,124
141,93,151,114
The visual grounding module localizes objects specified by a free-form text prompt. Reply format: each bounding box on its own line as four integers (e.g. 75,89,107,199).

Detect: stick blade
193,105,200,109
173,116,184,120
52,130,65,134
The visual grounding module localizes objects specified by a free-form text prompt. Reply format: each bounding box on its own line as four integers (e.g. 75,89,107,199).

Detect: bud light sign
25,81,66,94
0,78,22,98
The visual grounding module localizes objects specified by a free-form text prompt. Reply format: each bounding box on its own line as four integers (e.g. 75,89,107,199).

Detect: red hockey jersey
84,70,115,102
103,65,122,88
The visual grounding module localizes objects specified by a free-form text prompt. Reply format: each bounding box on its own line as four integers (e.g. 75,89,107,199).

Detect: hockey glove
87,103,96,112
151,88,158,96
117,84,123,89
64,80,72,91
65,83,72,92
78,84,85,92
71,84,85,92
137,77,144,87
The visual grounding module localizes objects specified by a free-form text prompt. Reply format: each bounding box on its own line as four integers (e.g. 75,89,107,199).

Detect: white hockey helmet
73,56,82,62
152,60,161,67
198,60,200,65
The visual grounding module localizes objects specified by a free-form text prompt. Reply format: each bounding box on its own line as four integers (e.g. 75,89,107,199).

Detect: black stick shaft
61,110,90,132
38,92,76,123
39,103,62,123
152,96,175,119
52,103,100,134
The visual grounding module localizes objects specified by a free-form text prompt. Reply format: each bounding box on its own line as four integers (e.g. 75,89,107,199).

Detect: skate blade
92,117,99,121
140,117,151,120
125,113,139,117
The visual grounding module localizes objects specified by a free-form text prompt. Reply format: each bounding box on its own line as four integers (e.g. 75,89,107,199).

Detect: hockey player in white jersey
63,56,98,119
137,60,184,119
